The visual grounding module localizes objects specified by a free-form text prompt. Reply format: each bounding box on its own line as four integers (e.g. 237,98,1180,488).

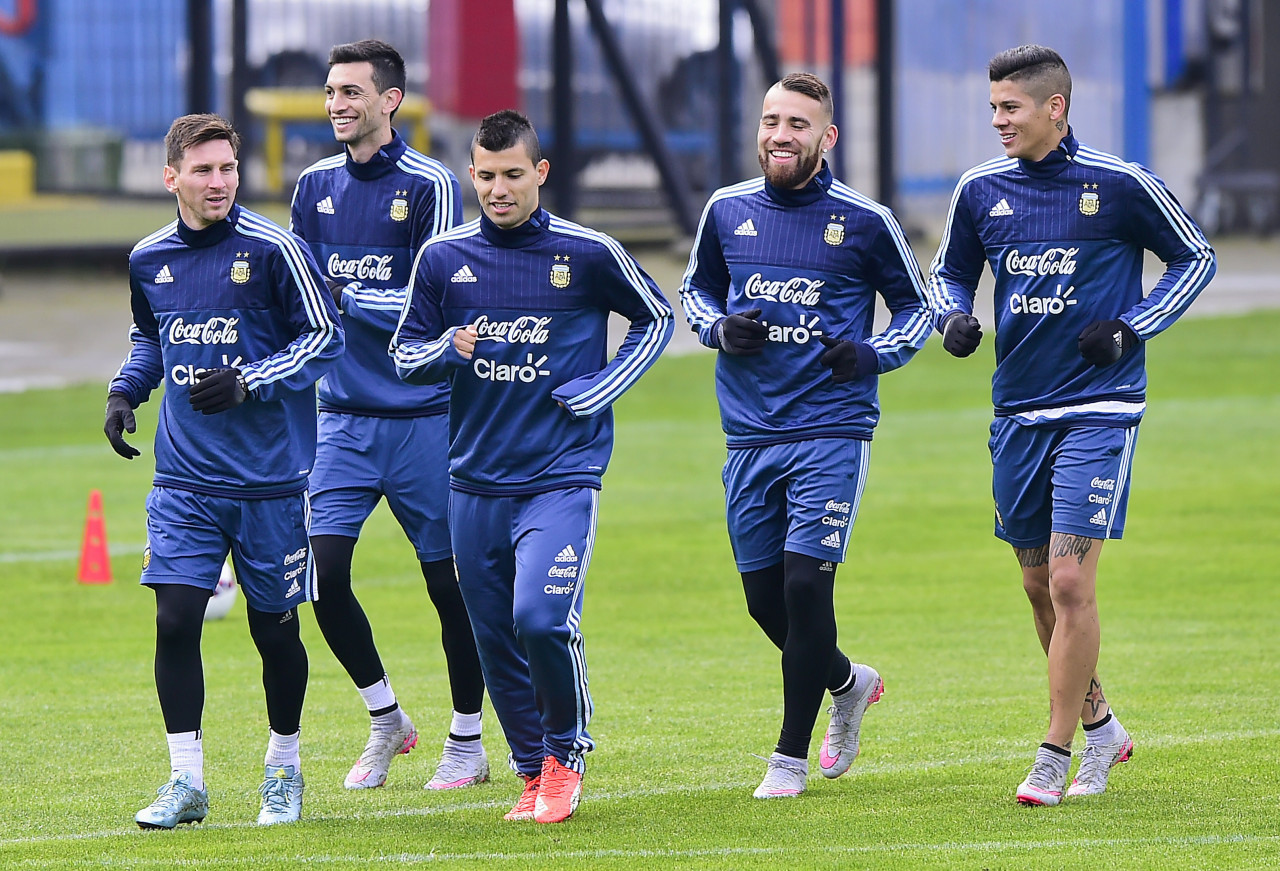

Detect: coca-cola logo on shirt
1004,247,1080,277
472,314,552,345
327,253,394,281
168,316,240,346
742,273,825,305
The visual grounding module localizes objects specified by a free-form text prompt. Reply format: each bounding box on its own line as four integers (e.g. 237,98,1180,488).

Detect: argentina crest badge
1079,183,1100,216
550,254,571,288
823,214,846,246
390,190,409,222
230,252,251,284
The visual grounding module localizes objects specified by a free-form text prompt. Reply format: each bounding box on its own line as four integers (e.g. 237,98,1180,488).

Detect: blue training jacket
928,130,1216,427
391,208,673,496
110,204,344,498
680,164,932,447
290,131,462,417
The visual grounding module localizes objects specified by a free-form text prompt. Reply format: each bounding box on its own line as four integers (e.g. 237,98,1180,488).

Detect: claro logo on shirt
169,317,240,345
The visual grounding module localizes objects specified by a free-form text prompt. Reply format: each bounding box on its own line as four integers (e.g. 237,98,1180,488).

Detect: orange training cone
77,489,112,584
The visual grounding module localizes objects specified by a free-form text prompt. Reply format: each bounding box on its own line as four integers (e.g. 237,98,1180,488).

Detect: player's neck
347,128,395,164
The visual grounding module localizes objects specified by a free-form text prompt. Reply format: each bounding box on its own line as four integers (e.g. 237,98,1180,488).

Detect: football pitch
1,313,1277,869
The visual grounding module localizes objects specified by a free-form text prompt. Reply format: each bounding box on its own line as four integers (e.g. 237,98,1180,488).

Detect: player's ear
535,158,550,186
162,164,179,194
383,87,403,117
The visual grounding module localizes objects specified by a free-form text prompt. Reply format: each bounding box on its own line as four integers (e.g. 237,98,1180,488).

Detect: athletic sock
1082,710,1123,744
167,730,204,790
265,729,301,771
830,662,855,696
448,709,483,746
357,674,398,716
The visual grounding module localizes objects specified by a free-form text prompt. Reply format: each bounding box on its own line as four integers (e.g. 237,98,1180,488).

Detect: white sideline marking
3,834,1277,865
4,728,1279,850
0,543,145,564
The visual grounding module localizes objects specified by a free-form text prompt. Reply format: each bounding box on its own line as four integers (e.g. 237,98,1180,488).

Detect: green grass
1,314,1279,869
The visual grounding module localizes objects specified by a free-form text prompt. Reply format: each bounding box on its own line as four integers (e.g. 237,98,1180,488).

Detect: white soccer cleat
344,713,418,789
135,771,208,829
1067,727,1134,797
753,753,807,799
257,764,304,825
425,738,490,790
819,664,884,779
1016,747,1069,806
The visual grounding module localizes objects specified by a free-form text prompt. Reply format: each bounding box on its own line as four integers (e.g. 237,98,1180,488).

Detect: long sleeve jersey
680,164,932,447
110,204,344,498
290,131,462,417
391,208,674,496
928,130,1216,426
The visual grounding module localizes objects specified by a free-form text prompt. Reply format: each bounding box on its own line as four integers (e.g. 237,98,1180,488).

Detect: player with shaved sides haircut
928,44,1216,806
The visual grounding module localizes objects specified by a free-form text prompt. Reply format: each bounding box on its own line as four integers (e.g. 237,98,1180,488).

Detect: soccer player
680,72,932,799
391,109,673,823
927,45,1216,806
289,39,488,792
104,114,344,828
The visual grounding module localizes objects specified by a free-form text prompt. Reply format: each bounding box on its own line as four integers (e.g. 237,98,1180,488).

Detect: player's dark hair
164,114,240,168
988,44,1072,114
328,39,407,97
774,72,834,121
471,109,542,164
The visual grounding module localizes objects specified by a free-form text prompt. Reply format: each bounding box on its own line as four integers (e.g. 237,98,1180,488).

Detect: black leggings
741,553,852,760
310,535,484,714
153,583,308,735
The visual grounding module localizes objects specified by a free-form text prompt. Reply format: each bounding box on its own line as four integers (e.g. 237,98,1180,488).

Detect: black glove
818,336,879,384
324,277,347,308
716,308,768,355
104,393,141,459
1078,319,1139,367
189,368,249,415
941,312,983,357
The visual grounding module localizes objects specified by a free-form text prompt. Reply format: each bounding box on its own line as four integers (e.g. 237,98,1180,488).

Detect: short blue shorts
989,418,1139,547
309,411,451,561
141,486,314,612
723,438,870,572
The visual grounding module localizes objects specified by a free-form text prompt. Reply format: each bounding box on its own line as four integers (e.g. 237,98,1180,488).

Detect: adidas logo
154,264,174,284
988,198,1013,217
819,561,835,572
451,264,478,283
734,218,758,237
820,530,841,548
1088,508,1108,526
316,196,335,215
555,545,578,563
286,579,302,597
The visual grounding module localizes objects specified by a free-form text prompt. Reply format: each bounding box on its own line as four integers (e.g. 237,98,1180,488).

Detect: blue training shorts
141,486,314,612
309,411,452,561
989,418,1139,548
723,438,870,572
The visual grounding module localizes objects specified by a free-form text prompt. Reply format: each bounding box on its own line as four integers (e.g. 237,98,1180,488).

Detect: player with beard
680,73,932,798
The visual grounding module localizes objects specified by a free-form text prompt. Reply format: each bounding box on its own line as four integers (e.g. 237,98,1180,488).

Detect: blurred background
1,0,1274,234
0,0,1276,391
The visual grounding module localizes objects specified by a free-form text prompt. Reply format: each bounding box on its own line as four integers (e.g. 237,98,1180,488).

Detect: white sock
166,730,204,790
1085,712,1124,745
265,729,301,771
449,709,482,739
357,674,397,713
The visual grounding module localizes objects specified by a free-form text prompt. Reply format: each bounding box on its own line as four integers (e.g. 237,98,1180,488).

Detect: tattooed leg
1043,532,1104,748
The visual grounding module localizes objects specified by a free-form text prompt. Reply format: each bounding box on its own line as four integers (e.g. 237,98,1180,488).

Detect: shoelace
152,780,193,811
435,750,482,779
1073,744,1109,784
1024,759,1064,790
259,776,294,812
